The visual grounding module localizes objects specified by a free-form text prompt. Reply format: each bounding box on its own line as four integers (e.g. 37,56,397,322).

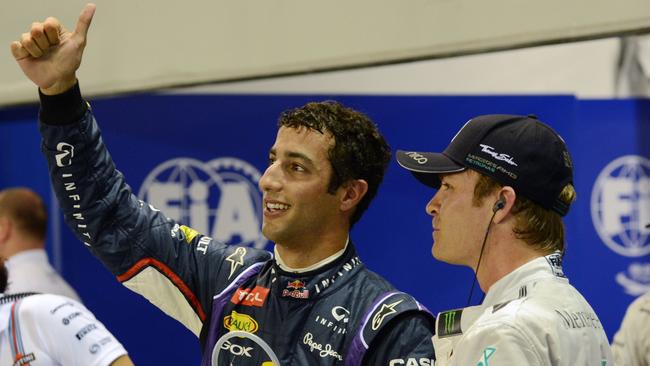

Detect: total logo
231,286,270,307
591,155,650,295
138,157,268,249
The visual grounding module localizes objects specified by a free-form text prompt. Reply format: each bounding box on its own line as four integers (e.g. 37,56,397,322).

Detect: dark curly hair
278,101,391,227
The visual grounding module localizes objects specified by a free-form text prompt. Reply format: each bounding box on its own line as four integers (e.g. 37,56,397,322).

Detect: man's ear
492,187,516,224
0,217,11,243
340,179,369,213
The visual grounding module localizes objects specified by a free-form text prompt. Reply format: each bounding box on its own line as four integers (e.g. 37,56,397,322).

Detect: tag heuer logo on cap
479,144,518,166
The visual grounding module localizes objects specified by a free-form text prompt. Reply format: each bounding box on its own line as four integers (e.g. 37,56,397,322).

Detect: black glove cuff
39,82,88,126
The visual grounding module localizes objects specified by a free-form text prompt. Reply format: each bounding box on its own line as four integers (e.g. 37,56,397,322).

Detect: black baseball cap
396,114,574,216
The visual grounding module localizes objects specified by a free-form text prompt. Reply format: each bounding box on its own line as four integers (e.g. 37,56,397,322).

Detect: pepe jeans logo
591,155,650,295
138,157,268,249
479,144,518,166
302,332,343,361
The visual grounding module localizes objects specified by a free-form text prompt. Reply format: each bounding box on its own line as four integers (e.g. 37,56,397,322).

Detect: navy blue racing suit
38,84,436,365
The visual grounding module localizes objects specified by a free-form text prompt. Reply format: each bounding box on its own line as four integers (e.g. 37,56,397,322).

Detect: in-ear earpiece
492,196,505,213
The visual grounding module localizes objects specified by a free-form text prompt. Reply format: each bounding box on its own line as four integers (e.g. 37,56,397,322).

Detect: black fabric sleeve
38,82,88,126
363,312,436,366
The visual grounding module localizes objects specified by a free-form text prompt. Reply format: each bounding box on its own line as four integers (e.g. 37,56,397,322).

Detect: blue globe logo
137,157,268,249
591,155,650,257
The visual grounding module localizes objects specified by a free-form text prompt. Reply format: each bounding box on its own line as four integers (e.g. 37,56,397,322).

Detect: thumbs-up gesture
10,4,96,95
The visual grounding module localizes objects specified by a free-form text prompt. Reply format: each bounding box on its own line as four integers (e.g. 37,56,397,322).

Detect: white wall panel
2,0,648,105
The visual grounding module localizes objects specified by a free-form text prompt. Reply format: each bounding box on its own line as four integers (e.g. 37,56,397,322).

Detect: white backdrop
2,0,649,106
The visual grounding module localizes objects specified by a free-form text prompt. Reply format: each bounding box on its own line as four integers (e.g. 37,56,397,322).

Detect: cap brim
396,150,465,188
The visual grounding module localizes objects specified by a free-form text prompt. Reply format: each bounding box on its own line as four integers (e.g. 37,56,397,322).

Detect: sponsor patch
225,247,247,279
224,311,259,333
230,286,270,307
437,309,463,338
303,332,343,361
282,280,309,299
180,225,200,243
371,299,403,331
476,347,496,366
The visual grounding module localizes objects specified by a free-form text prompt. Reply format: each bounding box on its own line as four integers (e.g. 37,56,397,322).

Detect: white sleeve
21,294,128,366
450,322,544,366
612,294,650,366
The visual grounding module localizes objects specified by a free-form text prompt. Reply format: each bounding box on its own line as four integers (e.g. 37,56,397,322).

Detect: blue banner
1,95,648,365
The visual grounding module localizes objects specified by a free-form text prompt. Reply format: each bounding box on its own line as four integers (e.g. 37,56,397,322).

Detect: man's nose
259,163,281,192
426,194,439,217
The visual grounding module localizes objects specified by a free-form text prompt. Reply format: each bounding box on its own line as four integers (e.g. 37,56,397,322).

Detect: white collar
274,238,349,273
482,252,566,307
5,249,49,270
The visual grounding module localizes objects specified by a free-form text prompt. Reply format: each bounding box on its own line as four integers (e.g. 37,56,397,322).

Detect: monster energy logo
444,311,456,333
438,309,463,337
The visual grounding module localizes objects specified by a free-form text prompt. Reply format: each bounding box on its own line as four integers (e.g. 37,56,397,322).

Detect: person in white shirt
396,114,614,365
0,257,133,365
612,292,650,366
0,187,80,301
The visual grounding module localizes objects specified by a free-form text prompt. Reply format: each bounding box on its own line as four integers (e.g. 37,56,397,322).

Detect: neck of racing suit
274,237,349,273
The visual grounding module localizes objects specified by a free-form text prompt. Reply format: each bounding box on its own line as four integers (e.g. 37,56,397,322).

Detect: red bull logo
282,280,309,299
287,280,305,289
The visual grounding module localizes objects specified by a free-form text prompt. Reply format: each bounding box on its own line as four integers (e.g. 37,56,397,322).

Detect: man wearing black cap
397,115,613,365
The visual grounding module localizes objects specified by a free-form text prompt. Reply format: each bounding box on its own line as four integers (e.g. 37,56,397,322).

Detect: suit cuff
38,82,88,126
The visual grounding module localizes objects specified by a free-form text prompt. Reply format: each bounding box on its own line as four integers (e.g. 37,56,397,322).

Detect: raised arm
10,4,271,339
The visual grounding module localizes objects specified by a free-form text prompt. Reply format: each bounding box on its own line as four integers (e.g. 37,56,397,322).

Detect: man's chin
262,225,285,245
431,245,453,264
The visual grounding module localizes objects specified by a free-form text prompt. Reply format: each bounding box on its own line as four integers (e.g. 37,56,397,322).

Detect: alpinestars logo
371,299,403,331
591,155,650,294
138,157,268,249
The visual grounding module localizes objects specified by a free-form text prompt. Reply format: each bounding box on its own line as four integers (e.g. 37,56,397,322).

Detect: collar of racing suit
270,239,363,300
481,251,566,308
432,251,568,353
436,252,568,337
273,237,349,273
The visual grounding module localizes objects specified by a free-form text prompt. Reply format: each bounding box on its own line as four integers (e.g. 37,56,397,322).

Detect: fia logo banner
591,155,650,294
138,157,268,249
